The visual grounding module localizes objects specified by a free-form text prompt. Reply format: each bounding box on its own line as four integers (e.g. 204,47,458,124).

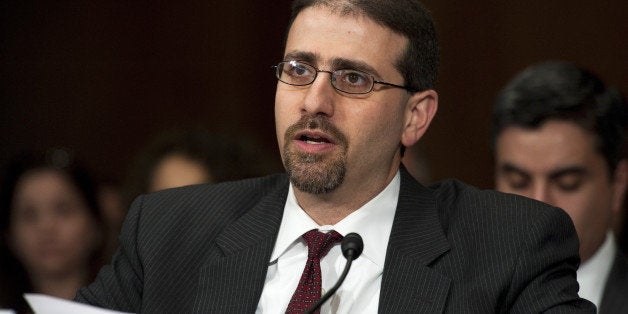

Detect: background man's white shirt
577,231,616,309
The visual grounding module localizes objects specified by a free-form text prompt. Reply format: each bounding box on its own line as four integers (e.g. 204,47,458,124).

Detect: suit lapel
190,169,452,312
192,176,289,313
379,167,451,313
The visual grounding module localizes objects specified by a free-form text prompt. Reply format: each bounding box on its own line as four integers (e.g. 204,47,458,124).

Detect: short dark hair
285,0,439,92
491,61,628,173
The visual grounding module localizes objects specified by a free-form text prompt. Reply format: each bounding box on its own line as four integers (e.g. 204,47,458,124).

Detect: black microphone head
341,232,364,260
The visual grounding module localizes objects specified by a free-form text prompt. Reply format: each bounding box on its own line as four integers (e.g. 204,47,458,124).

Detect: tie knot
302,229,343,260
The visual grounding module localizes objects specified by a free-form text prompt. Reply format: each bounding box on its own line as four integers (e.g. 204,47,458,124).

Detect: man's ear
401,89,438,147
612,159,628,214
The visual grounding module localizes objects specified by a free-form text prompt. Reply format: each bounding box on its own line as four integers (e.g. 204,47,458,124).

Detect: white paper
24,294,134,314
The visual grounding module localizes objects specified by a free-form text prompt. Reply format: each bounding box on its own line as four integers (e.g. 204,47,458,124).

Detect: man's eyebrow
283,51,318,64
329,58,381,78
282,52,383,78
548,166,587,180
499,163,530,176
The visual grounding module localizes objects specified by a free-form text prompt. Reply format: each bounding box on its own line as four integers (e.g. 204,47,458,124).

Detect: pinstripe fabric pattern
599,251,628,313
378,169,594,313
76,168,595,313
77,174,289,313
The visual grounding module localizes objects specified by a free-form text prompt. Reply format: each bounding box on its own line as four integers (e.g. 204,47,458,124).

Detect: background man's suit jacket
600,250,628,313
76,168,595,313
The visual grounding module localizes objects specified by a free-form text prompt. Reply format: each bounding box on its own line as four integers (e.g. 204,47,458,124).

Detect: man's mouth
283,116,348,154
292,131,337,154
299,133,332,145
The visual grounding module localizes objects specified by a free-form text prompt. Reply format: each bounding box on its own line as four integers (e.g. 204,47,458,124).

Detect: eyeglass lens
276,61,375,94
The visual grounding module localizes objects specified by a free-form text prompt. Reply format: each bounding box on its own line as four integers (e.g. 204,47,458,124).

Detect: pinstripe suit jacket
76,168,595,313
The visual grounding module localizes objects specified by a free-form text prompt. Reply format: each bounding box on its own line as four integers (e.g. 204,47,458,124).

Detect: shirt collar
270,171,400,268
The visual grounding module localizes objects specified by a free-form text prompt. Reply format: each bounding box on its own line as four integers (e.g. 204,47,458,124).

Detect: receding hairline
302,0,364,16
291,1,406,37
285,2,412,67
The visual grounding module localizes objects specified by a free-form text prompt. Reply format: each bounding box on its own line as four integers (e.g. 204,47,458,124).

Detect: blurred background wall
2,1,627,189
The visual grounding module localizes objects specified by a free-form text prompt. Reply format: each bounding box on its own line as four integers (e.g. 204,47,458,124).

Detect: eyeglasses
273,60,416,94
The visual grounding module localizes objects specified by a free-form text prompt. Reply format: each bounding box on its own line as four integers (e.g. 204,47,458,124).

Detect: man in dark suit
76,1,594,313
492,61,628,313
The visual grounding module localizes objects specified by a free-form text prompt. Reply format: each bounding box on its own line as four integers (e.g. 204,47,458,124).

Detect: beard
282,115,348,194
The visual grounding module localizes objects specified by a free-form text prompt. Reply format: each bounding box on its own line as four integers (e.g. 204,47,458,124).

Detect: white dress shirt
256,172,400,313
577,231,616,309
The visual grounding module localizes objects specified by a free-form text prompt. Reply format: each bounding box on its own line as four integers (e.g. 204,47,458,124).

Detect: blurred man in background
492,60,628,313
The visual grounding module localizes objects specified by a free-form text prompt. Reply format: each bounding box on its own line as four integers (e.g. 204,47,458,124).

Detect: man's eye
281,63,314,84
283,64,310,78
346,73,363,84
503,172,529,190
554,175,583,192
341,71,369,86
293,66,308,76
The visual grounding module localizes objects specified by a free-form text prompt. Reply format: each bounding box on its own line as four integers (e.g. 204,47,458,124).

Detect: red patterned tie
285,229,343,314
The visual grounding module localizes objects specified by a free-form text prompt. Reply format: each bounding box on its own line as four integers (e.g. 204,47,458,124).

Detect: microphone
305,232,364,314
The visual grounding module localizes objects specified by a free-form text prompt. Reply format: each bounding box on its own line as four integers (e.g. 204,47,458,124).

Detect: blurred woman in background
0,149,104,313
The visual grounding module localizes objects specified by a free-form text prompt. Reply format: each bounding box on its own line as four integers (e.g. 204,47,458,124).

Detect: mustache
284,115,348,147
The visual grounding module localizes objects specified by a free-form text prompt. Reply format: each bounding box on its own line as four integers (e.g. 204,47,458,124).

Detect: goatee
283,115,348,194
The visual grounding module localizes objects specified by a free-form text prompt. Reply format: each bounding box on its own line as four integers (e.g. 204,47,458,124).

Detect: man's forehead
497,121,597,150
284,6,407,76
496,125,607,177
286,5,405,46
498,161,587,179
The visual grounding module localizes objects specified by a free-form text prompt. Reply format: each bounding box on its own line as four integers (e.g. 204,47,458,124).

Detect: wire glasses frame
273,60,417,94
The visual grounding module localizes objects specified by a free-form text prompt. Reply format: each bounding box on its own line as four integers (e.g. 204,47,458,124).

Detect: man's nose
531,184,553,205
301,72,336,117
